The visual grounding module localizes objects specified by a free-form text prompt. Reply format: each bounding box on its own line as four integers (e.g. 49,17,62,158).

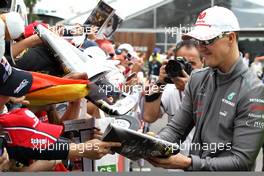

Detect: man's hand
148,153,192,170
9,96,30,105
92,128,103,140
72,23,84,36
131,60,143,73
49,25,65,36
81,139,121,160
146,131,156,137
69,139,121,160
64,72,88,80
171,70,190,91
0,149,10,171
125,76,138,87
158,61,190,91
87,25,99,40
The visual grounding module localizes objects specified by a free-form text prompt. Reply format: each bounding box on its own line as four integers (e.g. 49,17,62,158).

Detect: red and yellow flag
26,72,89,106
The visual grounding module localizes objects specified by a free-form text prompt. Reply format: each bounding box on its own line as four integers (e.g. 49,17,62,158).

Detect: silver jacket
158,57,264,171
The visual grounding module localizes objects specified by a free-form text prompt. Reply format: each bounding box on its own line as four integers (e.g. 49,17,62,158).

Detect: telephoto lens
164,57,192,83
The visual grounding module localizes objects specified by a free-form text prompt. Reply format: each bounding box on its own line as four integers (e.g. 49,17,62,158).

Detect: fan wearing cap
0,14,63,76
117,43,138,62
149,47,162,64
148,6,264,171
0,12,24,41
116,43,140,76
0,12,52,72
0,13,45,65
148,48,162,77
10,22,46,59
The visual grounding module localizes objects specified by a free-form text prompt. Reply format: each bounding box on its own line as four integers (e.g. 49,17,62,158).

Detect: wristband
145,92,162,102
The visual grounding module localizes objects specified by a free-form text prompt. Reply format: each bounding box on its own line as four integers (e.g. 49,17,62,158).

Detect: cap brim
130,51,138,58
0,68,32,97
36,122,64,140
182,26,222,41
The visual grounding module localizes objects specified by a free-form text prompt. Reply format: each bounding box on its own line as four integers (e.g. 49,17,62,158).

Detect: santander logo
198,11,206,19
196,11,209,26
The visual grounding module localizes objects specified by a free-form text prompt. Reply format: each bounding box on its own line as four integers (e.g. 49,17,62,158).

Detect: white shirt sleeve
160,84,182,120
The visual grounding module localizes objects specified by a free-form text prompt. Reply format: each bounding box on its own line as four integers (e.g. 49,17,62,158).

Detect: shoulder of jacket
242,70,263,90
191,67,211,75
189,67,212,81
185,67,212,93
239,70,264,101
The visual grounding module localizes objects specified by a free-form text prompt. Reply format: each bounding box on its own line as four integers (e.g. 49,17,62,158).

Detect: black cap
0,57,32,97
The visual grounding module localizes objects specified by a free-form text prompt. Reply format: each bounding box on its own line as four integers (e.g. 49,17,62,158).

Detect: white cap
182,6,240,41
5,12,25,40
118,43,137,58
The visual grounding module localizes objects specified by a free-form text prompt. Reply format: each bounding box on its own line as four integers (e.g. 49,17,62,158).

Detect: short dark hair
174,40,204,61
235,32,239,42
174,40,196,57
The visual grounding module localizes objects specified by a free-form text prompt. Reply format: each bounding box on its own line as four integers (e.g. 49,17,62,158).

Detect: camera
164,57,192,83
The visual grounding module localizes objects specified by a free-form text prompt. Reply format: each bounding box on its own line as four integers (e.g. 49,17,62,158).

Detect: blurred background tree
24,0,39,22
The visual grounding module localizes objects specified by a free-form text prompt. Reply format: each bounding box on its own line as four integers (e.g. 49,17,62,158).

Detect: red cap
24,22,48,38
0,108,63,149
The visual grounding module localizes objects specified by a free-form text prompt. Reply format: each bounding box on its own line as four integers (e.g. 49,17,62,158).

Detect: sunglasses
192,32,230,46
125,53,133,60
116,49,135,61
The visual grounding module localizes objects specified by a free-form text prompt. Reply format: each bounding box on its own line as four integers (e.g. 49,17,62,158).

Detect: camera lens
165,59,183,78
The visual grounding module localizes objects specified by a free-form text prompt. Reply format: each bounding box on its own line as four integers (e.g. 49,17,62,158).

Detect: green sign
97,164,117,172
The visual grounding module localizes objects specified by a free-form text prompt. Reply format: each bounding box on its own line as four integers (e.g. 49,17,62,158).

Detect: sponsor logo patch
31,138,47,145
249,99,264,104
222,98,235,107
14,79,29,94
227,92,236,101
250,105,264,111
219,111,227,117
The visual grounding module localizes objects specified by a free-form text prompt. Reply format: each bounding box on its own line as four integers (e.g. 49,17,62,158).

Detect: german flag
26,72,89,106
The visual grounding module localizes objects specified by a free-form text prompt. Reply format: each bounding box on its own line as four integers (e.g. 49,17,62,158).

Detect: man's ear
228,32,237,44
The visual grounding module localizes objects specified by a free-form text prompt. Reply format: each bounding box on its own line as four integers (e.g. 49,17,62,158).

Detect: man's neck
218,49,240,73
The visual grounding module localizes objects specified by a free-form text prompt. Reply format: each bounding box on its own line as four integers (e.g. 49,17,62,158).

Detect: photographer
144,40,203,158
148,6,264,171
144,40,203,123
